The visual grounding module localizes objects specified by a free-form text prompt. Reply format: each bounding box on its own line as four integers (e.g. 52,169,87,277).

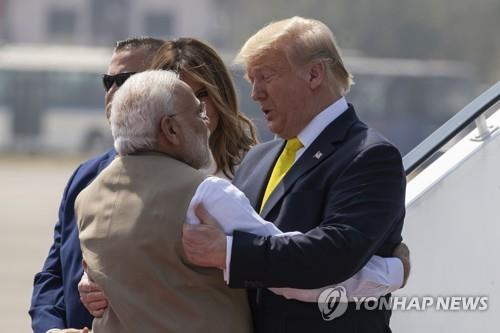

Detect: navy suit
230,107,406,332
29,149,116,333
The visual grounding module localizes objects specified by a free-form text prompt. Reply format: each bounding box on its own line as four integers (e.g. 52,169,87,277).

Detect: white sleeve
186,176,301,283
269,256,404,302
187,176,288,236
223,236,233,283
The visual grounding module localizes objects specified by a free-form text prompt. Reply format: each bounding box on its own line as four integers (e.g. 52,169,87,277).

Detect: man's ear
160,116,181,145
308,60,326,90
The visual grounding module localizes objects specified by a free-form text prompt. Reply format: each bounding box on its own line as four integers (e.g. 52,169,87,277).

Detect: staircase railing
403,81,500,176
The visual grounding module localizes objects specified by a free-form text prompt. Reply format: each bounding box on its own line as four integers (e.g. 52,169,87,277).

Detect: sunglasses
101,72,137,92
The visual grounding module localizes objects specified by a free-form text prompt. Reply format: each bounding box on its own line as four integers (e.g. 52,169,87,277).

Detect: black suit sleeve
229,143,405,289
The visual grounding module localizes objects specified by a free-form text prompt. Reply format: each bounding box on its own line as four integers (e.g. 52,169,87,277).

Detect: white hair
110,70,179,155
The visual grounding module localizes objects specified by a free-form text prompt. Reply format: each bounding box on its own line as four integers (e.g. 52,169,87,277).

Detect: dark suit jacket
29,149,116,333
231,106,406,333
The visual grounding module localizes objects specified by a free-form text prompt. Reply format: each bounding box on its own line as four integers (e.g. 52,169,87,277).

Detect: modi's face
173,82,212,169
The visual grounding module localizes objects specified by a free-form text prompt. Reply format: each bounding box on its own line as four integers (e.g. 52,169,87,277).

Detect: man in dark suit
182,16,407,332
29,37,164,333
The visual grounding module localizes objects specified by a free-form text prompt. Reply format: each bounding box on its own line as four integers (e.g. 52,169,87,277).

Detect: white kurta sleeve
186,176,291,236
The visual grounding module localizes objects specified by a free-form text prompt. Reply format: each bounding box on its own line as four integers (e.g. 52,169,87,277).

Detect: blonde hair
235,16,353,95
150,38,258,179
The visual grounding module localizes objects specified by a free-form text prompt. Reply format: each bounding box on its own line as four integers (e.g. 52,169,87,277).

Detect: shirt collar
297,96,349,150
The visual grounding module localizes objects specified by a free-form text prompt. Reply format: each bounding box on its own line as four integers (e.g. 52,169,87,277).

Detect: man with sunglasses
29,37,164,333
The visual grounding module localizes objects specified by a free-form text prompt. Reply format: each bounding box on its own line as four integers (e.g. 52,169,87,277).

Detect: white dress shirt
295,96,350,159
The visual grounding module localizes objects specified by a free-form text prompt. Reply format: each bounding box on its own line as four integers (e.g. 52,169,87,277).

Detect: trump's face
247,49,314,139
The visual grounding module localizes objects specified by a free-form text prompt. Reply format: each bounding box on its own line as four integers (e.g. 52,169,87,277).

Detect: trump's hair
235,16,353,95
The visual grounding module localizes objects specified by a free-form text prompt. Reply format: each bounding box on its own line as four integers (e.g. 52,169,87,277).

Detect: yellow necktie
260,138,303,212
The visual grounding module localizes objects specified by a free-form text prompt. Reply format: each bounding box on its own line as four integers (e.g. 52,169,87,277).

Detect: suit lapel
260,106,359,219
245,141,285,209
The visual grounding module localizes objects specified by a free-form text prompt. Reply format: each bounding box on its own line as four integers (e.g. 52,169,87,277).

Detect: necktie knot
260,137,303,212
285,137,303,153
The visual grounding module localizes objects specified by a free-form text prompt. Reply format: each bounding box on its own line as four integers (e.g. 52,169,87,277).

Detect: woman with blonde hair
150,38,258,179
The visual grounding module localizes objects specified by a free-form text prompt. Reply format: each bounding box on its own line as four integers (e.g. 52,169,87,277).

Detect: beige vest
75,153,252,333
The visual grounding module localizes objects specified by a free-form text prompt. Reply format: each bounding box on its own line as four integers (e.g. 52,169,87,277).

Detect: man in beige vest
75,70,252,333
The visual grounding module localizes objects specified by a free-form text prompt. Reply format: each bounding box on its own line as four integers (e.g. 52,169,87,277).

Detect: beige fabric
75,153,251,333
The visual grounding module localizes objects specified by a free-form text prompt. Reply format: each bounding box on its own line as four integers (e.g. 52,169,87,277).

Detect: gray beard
185,137,212,170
